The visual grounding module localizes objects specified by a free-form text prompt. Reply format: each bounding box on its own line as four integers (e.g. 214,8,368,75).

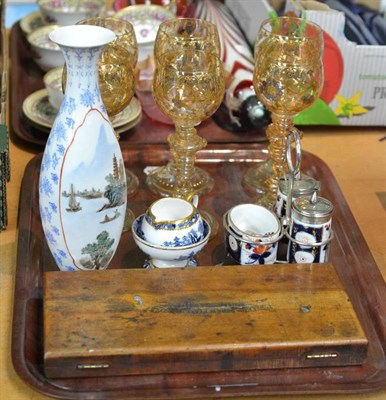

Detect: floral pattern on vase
39,25,127,271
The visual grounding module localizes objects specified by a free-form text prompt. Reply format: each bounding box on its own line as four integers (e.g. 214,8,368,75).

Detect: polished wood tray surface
9,22,266,150
12,143,386,399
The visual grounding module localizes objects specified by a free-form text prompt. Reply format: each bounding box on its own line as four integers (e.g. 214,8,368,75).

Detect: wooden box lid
43,263,368,379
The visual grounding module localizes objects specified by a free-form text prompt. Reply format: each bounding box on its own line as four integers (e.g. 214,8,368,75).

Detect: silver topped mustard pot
287,192,333,263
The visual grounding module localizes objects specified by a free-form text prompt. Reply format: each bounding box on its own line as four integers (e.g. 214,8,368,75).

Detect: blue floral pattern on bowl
132,215,211,268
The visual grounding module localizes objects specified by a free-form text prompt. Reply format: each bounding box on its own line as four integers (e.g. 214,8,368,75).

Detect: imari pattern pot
38,25,127,271
287,194,333,264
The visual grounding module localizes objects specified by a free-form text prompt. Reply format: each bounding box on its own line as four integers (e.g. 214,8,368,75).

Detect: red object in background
320,30,344,104
184,0,271,132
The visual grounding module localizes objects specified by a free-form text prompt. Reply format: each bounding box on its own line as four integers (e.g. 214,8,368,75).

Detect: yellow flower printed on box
334,90,371,118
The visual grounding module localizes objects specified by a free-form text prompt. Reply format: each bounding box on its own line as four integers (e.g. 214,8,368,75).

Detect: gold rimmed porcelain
22,88,142,132
38,0,105,26
146,199,198,229
20,11,45,35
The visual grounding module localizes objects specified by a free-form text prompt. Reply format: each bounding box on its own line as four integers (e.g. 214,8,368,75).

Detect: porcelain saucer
22,88,142,132
20,11,45,35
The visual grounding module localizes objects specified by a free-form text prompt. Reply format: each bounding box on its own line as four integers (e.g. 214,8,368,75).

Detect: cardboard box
226,0,386,126
285,0,386,126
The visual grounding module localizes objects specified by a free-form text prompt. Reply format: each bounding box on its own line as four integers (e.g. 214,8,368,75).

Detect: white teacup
224,203,282,265
27,25,64,71
228,203,280,241
38,0,105,27
114,4,175,62
140,197,205,247
43,66,64,110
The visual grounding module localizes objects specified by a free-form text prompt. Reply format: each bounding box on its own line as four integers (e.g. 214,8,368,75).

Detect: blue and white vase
39,25,127,271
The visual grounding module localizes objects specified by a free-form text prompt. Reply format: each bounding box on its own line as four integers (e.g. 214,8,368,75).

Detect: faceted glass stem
168,124,207,200
242,114,298,208
264,114,295,193
146,162,214,198
167,125,219,238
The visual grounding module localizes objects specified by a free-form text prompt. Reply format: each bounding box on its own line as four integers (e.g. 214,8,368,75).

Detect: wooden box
43,263,368,379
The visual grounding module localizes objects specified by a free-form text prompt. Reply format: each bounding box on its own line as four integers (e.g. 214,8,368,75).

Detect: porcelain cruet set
223,130,334,267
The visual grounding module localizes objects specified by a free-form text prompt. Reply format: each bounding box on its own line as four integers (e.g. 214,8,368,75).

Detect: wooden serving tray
12,142,386,399
9,22,267,150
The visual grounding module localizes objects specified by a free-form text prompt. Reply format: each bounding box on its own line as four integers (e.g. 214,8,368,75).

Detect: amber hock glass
244,16,324,206
76,17,138,118
153,49,225,200
146,17,221,198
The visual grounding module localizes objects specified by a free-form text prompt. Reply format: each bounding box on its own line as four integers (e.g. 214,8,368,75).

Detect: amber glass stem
168,125,207,200
264,114,295,192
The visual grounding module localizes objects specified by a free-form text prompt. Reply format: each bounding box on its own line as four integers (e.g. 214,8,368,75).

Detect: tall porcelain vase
39,25,127,271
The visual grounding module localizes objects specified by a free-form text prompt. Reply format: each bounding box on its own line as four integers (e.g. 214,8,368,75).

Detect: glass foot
126,168,139,197
146,162,214,198
255,191,277,210
122,207,135,232
243,159,274,195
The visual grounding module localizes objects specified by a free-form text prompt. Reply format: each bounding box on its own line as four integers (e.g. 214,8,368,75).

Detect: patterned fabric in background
322,0,386,45
355,2,386,44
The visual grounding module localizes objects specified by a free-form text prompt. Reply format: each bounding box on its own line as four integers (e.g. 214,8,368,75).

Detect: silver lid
278,174,320,197
293,193,333,219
